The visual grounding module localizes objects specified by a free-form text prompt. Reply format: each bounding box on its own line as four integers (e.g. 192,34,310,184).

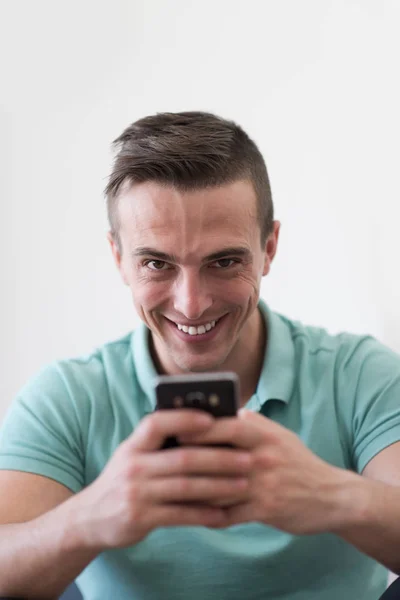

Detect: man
1,111,400,600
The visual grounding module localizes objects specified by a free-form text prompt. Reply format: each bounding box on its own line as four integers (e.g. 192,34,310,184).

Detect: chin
173,354,227,374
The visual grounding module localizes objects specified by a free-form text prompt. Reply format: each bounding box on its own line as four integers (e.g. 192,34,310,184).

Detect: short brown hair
105,111,273,251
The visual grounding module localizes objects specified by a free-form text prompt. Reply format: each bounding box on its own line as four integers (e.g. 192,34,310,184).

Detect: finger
128,410,214,451
140,447,252,477
207,496,249,507
179,416,265,450
238,410,295,445
223,501,261,525
146,503,228,529
238,409,286,435
147,476,249,503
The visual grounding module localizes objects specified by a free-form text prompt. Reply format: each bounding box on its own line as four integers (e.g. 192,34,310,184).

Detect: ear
262,221,281,276
107,231,129,286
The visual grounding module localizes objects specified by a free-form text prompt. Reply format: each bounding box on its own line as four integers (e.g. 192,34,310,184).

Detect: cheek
228,271,261,295
130,279,170,312
214,274,260,307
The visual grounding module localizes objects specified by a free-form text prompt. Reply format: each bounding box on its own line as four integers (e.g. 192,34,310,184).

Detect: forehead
117,180,259,254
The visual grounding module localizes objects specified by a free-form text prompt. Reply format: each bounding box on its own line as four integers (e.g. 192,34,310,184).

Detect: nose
173,269,212,321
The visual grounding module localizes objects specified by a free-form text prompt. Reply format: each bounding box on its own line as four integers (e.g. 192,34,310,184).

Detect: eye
145,260,169,271
212,258,237,268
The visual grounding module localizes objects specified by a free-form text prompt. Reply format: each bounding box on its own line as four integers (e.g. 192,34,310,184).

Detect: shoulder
276,310,394,365
19,331,135,400
270,308,400,385
10,331,147,434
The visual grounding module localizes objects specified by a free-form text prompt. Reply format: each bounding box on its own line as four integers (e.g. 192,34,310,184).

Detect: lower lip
166,315,227,343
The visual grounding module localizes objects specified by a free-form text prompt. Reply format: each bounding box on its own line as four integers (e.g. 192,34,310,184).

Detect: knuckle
174,449,193,471
253,450,265,468
254,449,279,469
175,477,193,495
208,478,225,495
140,415,160,439
125,502,142,525
230,419,242,439
127,458,145,478
126,480,141,501
229,450,247,469
218,481,232,495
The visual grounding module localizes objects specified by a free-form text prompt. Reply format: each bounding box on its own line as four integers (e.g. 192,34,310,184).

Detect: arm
330,441,400,575
330,339,400,573
182,411,400,574
0,471,99,600
0,411,250,599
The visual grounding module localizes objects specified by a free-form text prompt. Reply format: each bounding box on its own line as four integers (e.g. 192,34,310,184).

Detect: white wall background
1,0,400,420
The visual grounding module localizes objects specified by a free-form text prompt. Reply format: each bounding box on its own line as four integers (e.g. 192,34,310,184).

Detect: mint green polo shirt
1,300,400,600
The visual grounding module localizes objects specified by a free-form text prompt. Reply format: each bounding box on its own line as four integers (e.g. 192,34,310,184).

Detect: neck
231,307,266,406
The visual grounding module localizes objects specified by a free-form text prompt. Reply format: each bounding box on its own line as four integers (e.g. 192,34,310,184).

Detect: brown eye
213,258,235,268
147,260,168,270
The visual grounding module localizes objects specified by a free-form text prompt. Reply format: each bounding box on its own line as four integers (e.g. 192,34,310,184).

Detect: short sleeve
0,363,85,493
345,338,400,473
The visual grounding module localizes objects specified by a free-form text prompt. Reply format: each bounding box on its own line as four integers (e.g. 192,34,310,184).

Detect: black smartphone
154,372,239,449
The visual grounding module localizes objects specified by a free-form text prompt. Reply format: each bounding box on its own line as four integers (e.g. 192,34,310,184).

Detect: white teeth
176,319,218,335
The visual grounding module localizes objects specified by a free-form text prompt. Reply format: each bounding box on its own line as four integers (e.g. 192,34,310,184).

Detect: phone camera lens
209,394,220,406
186,391,205,405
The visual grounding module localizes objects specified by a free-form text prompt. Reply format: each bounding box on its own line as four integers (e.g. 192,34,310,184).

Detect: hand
180,410,353,535
75,410,251,550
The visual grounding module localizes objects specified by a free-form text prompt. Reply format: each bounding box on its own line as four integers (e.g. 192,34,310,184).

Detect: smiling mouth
170,317,221,336
177,320,216,335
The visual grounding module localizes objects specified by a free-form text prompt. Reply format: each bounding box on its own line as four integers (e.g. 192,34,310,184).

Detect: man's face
109,180,279,374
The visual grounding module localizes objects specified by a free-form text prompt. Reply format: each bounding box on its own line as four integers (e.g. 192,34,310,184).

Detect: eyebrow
132,246,252,263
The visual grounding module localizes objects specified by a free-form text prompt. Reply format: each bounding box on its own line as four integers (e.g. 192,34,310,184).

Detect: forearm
331,471,400,574
0,494,100,599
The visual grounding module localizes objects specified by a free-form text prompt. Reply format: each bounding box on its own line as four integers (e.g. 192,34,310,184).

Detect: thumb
239,408,286,435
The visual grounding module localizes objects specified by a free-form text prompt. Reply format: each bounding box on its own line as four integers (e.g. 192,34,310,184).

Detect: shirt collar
246,299,295,412
132,299,295,411
132,322,159,410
